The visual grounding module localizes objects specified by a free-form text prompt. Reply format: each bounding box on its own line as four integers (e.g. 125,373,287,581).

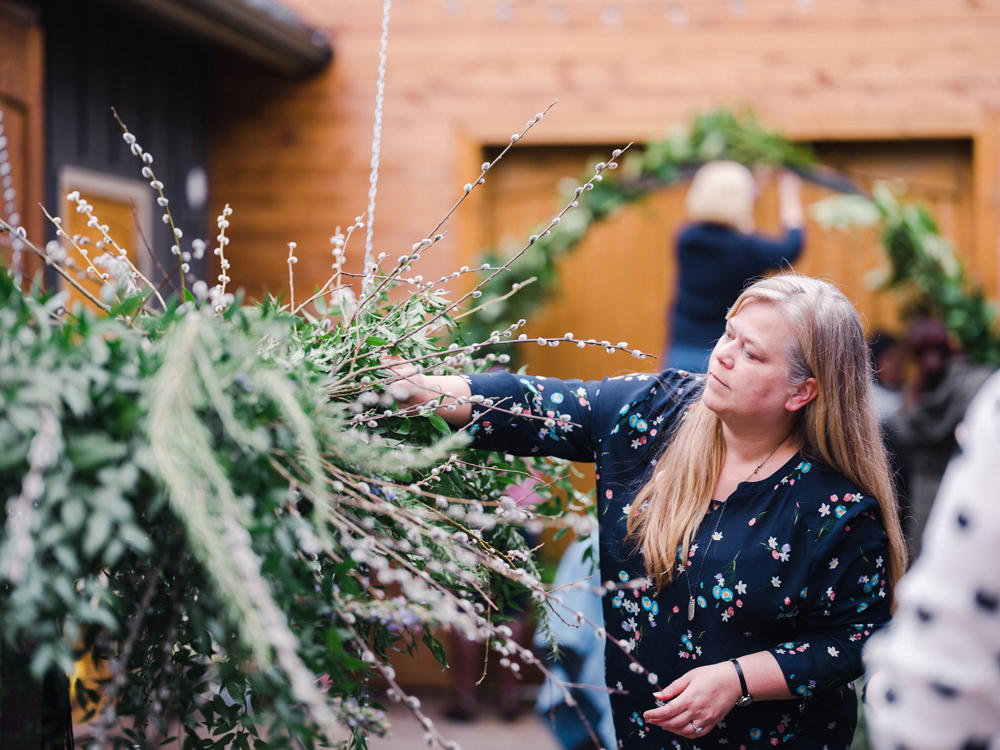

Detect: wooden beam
972,113,1000,300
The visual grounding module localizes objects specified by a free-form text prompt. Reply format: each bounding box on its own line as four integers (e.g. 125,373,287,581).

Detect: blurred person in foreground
865,369,1000,750
389,273,907,749
665,161,805,372
889,318,993,556
534,533,616,750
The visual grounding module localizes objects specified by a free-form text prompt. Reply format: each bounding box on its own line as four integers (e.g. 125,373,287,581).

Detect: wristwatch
730,658,753,707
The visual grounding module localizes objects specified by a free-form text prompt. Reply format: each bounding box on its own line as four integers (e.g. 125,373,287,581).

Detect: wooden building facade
210,0,1000,380
0,0,330,302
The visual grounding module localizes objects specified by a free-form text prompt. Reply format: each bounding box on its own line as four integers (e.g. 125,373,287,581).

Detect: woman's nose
715,342,735,368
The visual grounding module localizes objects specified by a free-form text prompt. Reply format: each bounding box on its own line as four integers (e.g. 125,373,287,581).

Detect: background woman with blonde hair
390,272,907,749
667,160,805,372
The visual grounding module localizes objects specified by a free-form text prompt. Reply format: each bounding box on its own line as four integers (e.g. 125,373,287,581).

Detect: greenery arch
464,108,999,364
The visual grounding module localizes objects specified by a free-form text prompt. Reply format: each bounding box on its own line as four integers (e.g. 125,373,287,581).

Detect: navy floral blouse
464,368,893,750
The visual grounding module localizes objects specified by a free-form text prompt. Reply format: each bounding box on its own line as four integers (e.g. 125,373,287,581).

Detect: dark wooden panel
42,0,212,289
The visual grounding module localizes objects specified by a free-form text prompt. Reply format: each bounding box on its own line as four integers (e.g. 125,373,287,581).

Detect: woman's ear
785,377,818,413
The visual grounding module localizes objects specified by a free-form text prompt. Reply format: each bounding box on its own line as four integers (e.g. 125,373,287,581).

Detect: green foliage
813,182,1000,363
0,260,588,747
461,107,816,349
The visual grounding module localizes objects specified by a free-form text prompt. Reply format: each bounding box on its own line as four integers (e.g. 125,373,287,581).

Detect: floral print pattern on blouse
465,369,893,750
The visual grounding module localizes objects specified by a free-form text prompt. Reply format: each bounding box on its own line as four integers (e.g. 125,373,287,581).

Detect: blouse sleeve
461,370,605,463
747,228,804,269
461,369,696,465
769,497,893,698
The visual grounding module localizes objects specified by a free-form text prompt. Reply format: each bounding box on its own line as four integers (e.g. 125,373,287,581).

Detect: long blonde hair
627,273,908,605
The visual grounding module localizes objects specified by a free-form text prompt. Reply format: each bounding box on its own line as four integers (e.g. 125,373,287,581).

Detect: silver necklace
685,437,788,621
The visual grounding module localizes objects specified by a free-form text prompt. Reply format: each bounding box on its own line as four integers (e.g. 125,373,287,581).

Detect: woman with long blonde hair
391,272,907,749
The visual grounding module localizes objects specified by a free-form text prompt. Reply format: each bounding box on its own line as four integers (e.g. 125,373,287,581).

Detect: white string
0,106,24,289
362,0,392,300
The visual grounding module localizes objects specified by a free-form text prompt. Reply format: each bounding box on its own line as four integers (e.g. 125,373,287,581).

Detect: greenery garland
813,184,1000,363
461,108,818,349
463,107,999,365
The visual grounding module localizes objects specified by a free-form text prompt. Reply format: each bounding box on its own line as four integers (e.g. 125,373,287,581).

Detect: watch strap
730,658,753,707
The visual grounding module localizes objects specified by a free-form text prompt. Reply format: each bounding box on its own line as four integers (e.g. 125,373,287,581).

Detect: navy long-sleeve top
672,223,803,355
463,368,892,750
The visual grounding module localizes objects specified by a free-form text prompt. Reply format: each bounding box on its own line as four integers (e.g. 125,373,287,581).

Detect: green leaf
109,294,145,320
184,289,196,304
66,433,128,471
422,630,448,670
366,336,388,346
428,414,451,435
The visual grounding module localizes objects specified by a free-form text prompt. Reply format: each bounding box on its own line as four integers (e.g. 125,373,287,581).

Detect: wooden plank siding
0,3,45,282
210,0,1000,329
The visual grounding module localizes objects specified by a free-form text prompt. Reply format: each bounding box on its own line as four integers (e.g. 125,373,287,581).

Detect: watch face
736,695,754,708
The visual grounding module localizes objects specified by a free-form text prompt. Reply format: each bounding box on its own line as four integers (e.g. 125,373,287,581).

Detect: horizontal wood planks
211,0,1000,325
0,7,44,282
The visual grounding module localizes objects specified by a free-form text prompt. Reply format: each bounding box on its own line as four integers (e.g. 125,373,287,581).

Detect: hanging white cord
362,0,392,300
0,106,24,289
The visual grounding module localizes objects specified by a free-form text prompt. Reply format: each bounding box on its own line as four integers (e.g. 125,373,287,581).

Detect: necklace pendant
688,596,696,621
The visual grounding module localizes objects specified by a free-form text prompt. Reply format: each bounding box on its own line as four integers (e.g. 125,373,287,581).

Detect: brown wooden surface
211,0,1000,309
0,6,44,283
58,190,144,313
473,140,976,384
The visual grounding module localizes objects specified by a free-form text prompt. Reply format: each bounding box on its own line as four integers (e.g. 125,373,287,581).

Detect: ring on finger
691,721,703,735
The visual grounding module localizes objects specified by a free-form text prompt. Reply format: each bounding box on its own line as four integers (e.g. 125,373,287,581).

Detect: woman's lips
708,371,729,389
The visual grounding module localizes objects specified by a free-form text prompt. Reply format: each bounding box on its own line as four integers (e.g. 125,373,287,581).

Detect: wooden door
470,139,978,383
0,2,44,283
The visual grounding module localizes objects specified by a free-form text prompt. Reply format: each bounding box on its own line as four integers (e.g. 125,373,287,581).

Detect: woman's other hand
642,661,741,739
777,171,805,229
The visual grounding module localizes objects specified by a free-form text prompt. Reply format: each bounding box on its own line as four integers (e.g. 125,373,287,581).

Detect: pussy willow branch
453,276,538,320
40,207,118,300
129,198,178,295
340,623,459,750
0,216,110,312
112,108,187,293
294,218,363,316
318,461,522,591
384,145,631,351
65,196,168,310
283,464,618,750
274,455,502,613
351,100,559,324
293,282,352,318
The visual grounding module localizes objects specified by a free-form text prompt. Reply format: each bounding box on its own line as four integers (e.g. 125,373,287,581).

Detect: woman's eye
744,348,758,360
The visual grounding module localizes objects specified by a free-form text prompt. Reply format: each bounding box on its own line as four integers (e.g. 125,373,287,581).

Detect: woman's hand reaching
380,356,473,424
642,660,742,739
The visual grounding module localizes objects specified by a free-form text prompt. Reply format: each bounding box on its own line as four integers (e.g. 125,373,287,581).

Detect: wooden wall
210,0,1000,320
43,0,213,287
0,2,44,282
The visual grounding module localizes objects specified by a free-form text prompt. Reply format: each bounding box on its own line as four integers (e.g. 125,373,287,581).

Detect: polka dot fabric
866,371,1000,750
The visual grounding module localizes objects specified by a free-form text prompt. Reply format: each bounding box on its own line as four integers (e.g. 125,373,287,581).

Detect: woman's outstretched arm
384,357,473,425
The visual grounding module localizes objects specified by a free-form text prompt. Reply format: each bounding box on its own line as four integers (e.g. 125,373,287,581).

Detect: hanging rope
362,0,392,300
